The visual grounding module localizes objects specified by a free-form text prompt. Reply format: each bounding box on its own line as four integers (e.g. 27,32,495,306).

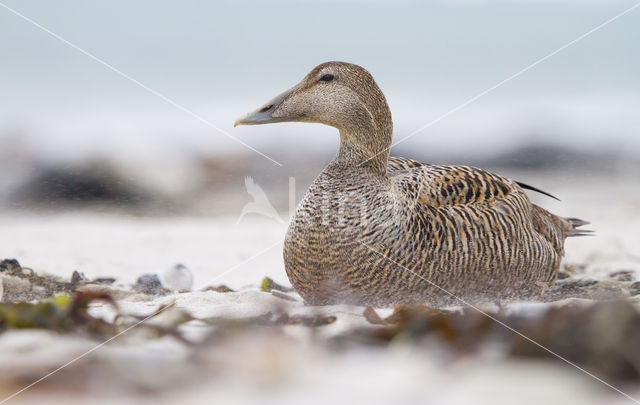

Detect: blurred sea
1,0,638,212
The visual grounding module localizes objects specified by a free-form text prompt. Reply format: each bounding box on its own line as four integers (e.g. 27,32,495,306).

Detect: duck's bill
234,110,289,127
234,88,294,127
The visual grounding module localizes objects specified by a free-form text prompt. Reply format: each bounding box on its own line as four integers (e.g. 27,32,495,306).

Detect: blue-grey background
1,0,638,212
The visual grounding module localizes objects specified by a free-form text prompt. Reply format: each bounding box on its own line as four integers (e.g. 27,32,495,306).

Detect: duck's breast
283,170,399,303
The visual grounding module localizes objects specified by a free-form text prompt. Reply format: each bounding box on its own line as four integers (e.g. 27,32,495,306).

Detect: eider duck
235,61,589,306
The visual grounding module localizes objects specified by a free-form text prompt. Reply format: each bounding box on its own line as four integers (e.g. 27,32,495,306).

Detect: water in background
1,0,638,212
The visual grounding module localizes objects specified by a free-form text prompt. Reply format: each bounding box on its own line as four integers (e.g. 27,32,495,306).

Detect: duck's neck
335,135,388,175
335,104,393,176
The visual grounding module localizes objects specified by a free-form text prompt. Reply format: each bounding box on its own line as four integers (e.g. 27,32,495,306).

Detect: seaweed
261,277,294,293
199,311,336,328
201,285,235,293
354,305,493,350
0,291,116,336
508,300,640,381
609,270,635,282
346,301,640,382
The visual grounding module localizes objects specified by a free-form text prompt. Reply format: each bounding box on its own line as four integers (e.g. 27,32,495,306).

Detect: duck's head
235,62,393,166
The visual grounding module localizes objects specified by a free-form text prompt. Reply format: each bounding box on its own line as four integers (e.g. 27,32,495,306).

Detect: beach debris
286,313,336,327
0,258,79,302
261,277,294,293
115,301,192,343
355,305,491,349
557,264,586,280
161,264,193,291
71,270,88,285
509,299,640,381
609,270,635,282
0,291,116,336
200,311,336,328
0,259,21,273
134,274,167,295
0,290,193,343
201,285,235,293
2,256,640,387
0,259,34,278
543,278,630,301
270,290,298,301
349,300,640,382
0,274,31,303
363,306,386,325
93,277,116,284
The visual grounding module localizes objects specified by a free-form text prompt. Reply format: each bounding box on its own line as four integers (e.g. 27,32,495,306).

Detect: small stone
160,264,193,291
134,273,163,294
71,271,87,284
0,259,21,273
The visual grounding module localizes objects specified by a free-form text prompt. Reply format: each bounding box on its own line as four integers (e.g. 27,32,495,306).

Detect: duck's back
387,157,580,298
387,156,575,255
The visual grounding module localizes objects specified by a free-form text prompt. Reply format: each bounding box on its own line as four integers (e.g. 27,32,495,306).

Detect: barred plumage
236,61,588,306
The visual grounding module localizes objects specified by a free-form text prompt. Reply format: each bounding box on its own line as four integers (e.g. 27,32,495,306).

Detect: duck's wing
387,157,588,254
388,157,514,207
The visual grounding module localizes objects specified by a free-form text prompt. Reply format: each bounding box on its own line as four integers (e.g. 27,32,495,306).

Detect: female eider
235,61,589,306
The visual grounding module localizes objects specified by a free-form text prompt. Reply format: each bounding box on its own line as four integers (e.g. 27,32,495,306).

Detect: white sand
0,214,289,289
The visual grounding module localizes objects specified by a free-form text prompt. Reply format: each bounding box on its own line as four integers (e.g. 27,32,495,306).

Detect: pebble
161,264,193,292
134,273,163,294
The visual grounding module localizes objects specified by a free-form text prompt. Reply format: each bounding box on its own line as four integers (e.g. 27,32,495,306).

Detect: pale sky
1,0,639,162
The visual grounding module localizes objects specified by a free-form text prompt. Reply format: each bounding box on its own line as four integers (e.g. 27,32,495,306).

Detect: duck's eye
320,74,334,82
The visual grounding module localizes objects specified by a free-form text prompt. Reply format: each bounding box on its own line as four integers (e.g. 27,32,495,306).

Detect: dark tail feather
516,181,561,201
565,217,594,237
